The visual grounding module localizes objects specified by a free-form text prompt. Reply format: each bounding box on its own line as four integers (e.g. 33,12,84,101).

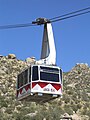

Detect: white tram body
17,65,62,102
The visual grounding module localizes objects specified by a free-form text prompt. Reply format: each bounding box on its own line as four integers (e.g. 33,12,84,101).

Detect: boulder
26,56,36,64
0,55,3,57
8,54,16,59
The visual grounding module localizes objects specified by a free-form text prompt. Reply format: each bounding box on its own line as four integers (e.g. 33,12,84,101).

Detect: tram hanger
32,18,56,65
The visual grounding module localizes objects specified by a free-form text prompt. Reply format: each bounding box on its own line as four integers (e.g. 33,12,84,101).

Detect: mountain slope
0,55,90,120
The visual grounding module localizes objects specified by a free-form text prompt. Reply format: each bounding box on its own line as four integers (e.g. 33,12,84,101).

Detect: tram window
23,69,28,85
29,67,31,82
18,73,23,88
60,69,62,83
40,66,59,73
17,69,28,89
17,76,19,88
32,66,39,81
40,72,59,82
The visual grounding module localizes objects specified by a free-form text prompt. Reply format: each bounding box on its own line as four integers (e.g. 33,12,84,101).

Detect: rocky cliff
0,54,90,120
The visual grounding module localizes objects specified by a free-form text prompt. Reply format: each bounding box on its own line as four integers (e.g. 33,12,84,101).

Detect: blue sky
0,0,90,72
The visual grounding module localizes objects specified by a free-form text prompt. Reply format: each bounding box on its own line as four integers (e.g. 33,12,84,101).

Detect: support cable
50,10,90,23
50,7,90,20
0,23,37,29
0,7,90,29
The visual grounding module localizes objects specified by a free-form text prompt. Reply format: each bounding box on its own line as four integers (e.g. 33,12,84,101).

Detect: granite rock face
0,55,90,120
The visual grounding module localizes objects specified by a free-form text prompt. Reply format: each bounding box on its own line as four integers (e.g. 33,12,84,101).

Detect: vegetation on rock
0,55,90,120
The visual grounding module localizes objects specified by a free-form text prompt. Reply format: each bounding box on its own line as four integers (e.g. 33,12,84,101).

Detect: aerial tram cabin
17,65,62,103
16,18,63,103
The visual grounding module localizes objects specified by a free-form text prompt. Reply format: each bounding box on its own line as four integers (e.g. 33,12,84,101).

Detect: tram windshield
32,66,39,81
40,66,60,82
